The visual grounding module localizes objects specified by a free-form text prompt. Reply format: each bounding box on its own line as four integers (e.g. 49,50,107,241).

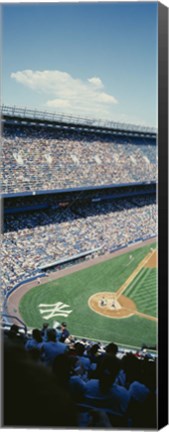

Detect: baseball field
16,241,157,349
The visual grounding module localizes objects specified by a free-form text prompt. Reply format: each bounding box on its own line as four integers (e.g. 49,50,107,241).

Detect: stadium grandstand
2,106,157,291
1,106,157,428
1,105,156,195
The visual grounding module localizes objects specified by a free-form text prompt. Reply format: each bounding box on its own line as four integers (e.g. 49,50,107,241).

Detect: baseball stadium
2,106,157,428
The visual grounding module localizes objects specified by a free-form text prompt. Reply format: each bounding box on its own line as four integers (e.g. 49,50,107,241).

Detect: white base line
125,258,134,267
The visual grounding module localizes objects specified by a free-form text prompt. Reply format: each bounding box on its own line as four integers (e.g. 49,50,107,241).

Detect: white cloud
97,93,116,104
88,77,104,89
11,69,118,118
46,99,71,108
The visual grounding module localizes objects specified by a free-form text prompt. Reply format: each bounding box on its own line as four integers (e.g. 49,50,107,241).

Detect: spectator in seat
42,328,68,366
60,322,70,342
25,329,43,352
54,323,62,341
41,322,49,341
105,342,118,356
95,341,118,374
74,342,92,373
52,353,87,402
52,353,76,389
126,356,156,428
87,343,100,364
83,356,130,416
4,324,26,344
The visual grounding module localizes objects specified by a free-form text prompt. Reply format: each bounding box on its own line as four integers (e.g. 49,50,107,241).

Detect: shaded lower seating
2,324,157,428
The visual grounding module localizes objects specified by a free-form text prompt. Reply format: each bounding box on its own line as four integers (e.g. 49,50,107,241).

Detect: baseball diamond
7,239,157,349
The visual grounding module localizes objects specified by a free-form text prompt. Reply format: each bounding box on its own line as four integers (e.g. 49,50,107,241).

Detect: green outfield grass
19,242,157,349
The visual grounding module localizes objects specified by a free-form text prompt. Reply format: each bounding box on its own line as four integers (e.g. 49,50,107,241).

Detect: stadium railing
0,313,27,333
1,104,157,135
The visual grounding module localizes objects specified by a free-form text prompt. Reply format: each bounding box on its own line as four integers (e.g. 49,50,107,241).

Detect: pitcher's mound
88,292,137,319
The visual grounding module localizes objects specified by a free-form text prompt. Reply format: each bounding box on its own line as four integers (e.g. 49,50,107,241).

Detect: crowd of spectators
3,323,157,428
2,195,156,293
2,128,157,194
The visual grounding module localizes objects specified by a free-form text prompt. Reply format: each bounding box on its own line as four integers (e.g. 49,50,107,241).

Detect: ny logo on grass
38,302,73,320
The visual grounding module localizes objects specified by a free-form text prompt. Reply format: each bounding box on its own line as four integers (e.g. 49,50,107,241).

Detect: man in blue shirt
60,322,70,342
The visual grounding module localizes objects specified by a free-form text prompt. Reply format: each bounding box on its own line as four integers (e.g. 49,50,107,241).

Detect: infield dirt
88,248,157,321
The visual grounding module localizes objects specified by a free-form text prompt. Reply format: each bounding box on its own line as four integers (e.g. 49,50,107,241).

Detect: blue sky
2,2,158,127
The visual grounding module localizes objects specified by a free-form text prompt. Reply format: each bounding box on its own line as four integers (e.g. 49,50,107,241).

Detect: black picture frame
158,2,168,429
